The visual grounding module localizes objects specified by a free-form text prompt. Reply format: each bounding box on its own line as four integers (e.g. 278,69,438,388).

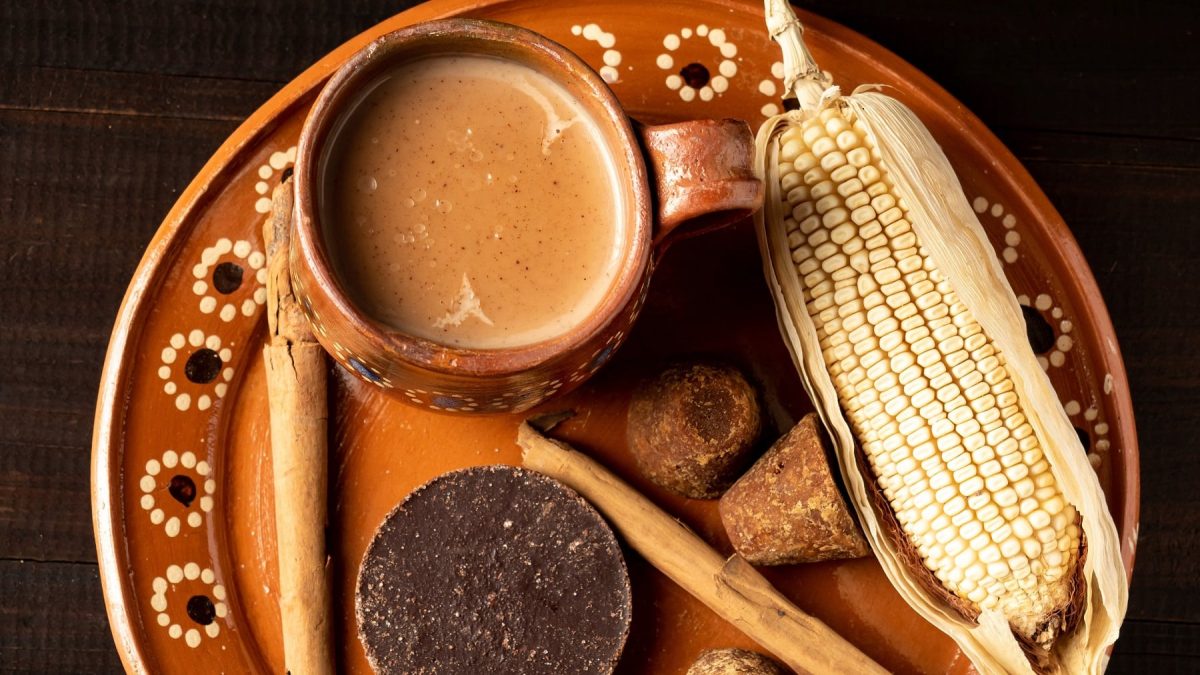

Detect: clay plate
91,0,1139,673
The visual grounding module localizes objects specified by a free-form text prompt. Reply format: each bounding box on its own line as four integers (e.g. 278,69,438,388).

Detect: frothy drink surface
323,54,626,349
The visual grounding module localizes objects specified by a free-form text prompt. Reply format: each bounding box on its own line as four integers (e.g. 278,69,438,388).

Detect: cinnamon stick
263,180,334,675
517,421,886,675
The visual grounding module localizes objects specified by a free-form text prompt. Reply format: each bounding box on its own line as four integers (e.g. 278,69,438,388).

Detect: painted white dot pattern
656,24,739,103
1019,293,1076,371
999,205,1104,467
758,61,785,117
570,23,622,83
150,563,227,647
253,146,297,214
191,238,268,321
139,450,216,536
971,194,1025,264
1063,397,1113,471
159,331,235,411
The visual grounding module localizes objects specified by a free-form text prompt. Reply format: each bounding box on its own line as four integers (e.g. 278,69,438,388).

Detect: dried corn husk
754,1,1127,672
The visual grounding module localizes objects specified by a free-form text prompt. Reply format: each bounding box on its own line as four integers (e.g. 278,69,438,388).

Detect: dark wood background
1,0,1195,672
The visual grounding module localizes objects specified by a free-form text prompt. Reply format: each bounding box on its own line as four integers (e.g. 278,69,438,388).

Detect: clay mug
291,19,762,413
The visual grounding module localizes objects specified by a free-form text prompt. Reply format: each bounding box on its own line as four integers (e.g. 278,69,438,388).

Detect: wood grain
0,560,123,672
0,108,233,564
799,0,1200,139
0,0,1194,671
0,65,276,121
1107,619,1200,675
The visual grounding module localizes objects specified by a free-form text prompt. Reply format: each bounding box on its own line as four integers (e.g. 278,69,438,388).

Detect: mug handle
636,119,763,251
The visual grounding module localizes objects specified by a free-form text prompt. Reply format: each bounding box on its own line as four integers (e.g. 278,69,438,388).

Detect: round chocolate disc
356,465,632,674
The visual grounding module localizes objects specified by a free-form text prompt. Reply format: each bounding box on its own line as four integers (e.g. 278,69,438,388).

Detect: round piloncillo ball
686,648,786,675
627,362,762,499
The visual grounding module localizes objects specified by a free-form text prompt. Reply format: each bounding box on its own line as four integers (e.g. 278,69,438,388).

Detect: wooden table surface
1,1,1195,672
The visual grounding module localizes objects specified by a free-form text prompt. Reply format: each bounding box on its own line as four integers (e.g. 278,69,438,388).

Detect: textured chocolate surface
355,465,631,674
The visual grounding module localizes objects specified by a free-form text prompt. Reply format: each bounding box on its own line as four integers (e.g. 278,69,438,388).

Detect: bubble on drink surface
412,188,427,202
405,197,416,208
414,223,427,234
484,173,495,185
447,129,474,153
371,136,379,145
358,175,378,192
507,174,519,184
434,199,453,214
469,149,484,162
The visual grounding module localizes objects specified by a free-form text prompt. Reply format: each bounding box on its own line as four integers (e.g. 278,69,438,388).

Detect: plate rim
90,1,1140,672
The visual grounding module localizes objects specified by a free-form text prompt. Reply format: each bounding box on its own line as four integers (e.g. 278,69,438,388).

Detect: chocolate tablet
355,465,632,674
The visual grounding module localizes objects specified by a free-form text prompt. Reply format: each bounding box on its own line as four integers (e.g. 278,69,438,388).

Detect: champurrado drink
322,54,627,349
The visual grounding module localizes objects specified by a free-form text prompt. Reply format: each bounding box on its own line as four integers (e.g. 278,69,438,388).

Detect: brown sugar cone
687,648,786,675
720,413,868,565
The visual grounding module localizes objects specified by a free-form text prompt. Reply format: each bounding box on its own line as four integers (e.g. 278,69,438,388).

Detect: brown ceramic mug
291,19,762,413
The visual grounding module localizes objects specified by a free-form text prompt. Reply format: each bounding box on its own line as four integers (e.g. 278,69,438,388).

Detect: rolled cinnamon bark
262,180,333,675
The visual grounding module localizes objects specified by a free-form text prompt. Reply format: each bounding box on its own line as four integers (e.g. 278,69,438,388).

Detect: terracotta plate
91,0,1139,672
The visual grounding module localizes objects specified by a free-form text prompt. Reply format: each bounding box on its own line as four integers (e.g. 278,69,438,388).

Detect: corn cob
755,2,1126,673
779,105,1080,646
